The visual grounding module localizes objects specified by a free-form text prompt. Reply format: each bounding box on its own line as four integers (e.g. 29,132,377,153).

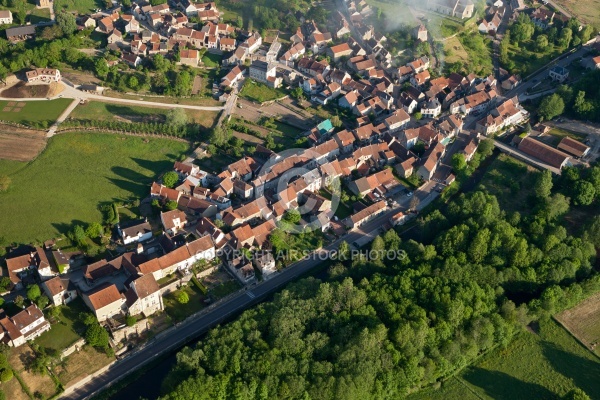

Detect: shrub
176,290,190,304
126,315,136,327
191,277,208,295
0,368,13,382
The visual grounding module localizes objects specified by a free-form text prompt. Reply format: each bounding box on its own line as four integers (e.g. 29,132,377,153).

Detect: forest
159,162,600,399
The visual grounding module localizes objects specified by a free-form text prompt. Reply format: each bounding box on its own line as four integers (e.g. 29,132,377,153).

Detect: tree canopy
161,176,599,399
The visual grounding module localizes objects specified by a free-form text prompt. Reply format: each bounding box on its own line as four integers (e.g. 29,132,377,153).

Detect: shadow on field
463,368,556,399
131,157,177,174
542,341,600,399
52,220,88,235
107,177,147,196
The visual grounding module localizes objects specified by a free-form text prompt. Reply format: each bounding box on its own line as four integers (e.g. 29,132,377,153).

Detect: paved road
0,83,225,112
61,182,436,400
48,98,80,136
492,3,513,82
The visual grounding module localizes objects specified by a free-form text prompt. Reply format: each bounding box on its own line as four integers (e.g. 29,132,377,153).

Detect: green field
35,298,88,352
0,99,72,128
163,285,206,322
0,133,188,243
28,7,51,24
54,0,103,14
239,80,288,103
410,319,600,399
200,53,223,68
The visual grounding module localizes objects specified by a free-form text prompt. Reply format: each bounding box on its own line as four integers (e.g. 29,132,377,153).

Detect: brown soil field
0,82,64,99
555,292,600,355
0,127,47,161
1,375,29,400
19,369,57,399
53,346,114,388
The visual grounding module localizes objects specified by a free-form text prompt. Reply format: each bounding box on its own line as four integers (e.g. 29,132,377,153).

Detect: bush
176,290,190,304
191,276,208,295
126,315,136,326
85,323,110,349
0,368,13,382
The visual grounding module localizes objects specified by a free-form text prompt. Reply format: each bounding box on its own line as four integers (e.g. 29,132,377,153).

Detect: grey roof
5,25,36,38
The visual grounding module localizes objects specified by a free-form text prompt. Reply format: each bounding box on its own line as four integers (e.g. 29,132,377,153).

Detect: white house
118,220,153,245
82,284,125,322
0,10,13,25
42,276,77,306
0,305,51,347
125,274,163,317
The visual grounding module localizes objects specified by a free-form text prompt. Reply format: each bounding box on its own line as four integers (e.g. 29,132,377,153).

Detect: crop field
0,128,48,161
555,292,600,355
410,318,600,399
0,132,188,244
553,0,600,28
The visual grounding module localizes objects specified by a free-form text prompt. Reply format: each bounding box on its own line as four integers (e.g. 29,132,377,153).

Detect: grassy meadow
410,318,600,399
0,132,188,244
0,99,72,128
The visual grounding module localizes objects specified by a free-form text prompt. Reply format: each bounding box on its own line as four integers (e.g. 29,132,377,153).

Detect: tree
290,86,304,100
330,115,342,128
86,222,104,239
95,58,109,79
338,241,350,262
85,323,110,349
538,94,564,121
27,285,41,302
414,111,422,120
573,91,593,116
126,315,136,326
564,388,591,400
80,312,97,326
56,11,77,36
0,369,12,382
14,295,25,308
535,35,549,51
35,295,49,310
13,0,26,25
283,209,301,224
177,290,190,304
70,225,87,245
162,171,179,188
166,108,188,129
165,200,178,211
478,139,495,158
150,0,166,5
0,277,11,292
209,126,230,147
573,181,596,205
534,170,553,198
451,153,467,172
121,0,132,6
558,27,573,48
0,175,10,192
128,75,139,90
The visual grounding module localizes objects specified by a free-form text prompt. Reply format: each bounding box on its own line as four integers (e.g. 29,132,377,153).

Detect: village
0,0,599,398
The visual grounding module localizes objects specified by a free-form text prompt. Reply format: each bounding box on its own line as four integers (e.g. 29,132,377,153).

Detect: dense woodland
159,161,600,399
